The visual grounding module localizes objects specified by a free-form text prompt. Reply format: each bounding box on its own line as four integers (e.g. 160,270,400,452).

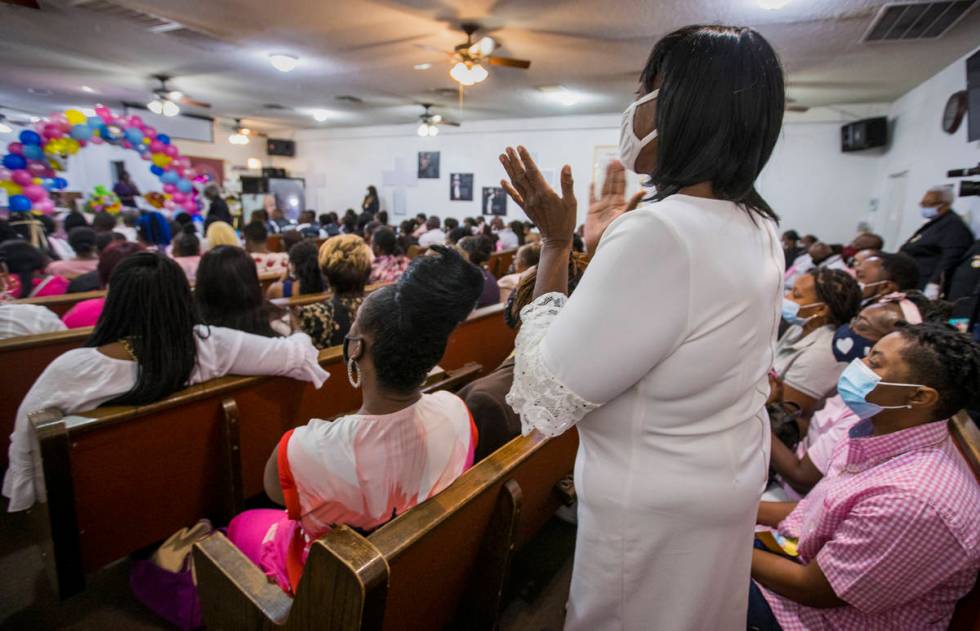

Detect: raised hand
499,146,576,247
584,160,645,255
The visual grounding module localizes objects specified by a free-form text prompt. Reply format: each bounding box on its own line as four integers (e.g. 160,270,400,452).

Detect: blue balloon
125,127,144,144
157,133,170,145
87,116,103,128
8,195,32,212
160,170,180,185
2,154,26,170
18,130,41,146
69,124,92,141
42,178,57,191
54,177,68,190
150,165,164,176
22,145,44,161
176,178,193,193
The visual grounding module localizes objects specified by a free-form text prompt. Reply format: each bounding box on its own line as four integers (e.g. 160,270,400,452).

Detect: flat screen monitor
267,177,305,221
968,49,980,142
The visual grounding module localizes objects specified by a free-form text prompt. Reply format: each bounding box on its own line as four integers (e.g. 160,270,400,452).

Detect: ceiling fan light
168,90,183,100
429,124,439,136
147,99,164,115
477,36,495,57
161,100,180,117
0,121,12,134
470,63,488,83
417,123,430,137
450,62,470,84
229,132,249,145
269,53,299,73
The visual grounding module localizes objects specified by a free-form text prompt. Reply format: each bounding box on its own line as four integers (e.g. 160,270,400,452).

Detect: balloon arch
1,105,207,216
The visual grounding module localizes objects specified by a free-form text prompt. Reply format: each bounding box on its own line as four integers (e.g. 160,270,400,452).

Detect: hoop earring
347,359,361,389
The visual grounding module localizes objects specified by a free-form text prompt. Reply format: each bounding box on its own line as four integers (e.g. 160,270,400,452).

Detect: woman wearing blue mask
750,323,980,631
771,268,862,421
499,25,786,631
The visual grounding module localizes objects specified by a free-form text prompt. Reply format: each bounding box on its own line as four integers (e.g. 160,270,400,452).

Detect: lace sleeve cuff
505,292,600,437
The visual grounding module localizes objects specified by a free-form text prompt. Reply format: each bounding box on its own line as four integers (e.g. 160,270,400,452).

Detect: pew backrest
949,412,980,631
13,290,105,317
487,248,517,279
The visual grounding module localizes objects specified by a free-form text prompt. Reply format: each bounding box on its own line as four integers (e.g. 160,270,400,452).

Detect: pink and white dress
228,390,478,593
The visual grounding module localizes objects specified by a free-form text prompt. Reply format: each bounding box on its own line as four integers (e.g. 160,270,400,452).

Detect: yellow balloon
65,109,87,126
0,181,22,195
32,177,42,185
64,138,80,154
143,137,151,145
151,153,172,167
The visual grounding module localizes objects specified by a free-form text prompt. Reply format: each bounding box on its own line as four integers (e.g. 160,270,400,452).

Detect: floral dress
296,294,365,349
369,255,410,284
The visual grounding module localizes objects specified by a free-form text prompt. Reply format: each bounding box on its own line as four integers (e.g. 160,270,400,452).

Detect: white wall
870,45,980,246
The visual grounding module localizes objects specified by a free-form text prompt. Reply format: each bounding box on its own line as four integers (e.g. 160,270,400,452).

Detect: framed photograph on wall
450,173,473,201
418,151,440,179
482,186,507,216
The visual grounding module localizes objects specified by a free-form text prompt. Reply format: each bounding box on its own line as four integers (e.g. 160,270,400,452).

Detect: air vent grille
864,1,976,41
71,0,228,49
335,95,364,104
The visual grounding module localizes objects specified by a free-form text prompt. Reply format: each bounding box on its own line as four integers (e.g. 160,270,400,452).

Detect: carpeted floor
0,496,574,630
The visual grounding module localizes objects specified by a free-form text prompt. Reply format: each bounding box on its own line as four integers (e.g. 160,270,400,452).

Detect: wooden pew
13,290,105,317
487,247,517,279
194,428,579,630
29,305,511,598
258,271,279,293
949,412,980,631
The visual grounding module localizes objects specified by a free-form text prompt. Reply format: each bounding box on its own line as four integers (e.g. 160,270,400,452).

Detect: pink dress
227,391,478,593
172,256,201,284
23,275,70,298
61,297,106,329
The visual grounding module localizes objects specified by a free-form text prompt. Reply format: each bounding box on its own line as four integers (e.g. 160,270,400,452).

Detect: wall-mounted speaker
841,117,888,152
240,176,267,194
267,138,296,157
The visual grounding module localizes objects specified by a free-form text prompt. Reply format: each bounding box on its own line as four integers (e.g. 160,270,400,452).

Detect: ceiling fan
445,23,531,87
221,118,260,145
416,103,459,136
147,74,211,117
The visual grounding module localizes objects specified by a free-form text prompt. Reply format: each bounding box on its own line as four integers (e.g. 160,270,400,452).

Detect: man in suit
900,185,973,299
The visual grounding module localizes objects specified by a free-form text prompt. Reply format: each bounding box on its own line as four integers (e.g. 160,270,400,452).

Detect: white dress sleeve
507,209,690,437
191,326,329,388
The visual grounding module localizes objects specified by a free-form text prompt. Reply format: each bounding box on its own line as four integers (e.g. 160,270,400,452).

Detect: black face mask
831,323,875,363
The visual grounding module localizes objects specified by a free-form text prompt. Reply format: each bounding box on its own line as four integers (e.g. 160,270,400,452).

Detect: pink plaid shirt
762,418,980,630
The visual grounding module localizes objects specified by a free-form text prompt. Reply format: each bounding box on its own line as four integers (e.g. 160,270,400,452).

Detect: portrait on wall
482,186,507,216
450,173,473,201
417,151,440,179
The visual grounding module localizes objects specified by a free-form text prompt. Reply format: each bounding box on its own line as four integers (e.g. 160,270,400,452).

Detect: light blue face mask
837,358,920,419
781,298,822,326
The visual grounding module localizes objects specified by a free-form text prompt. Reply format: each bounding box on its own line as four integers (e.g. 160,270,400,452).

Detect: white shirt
508,195,783,630
115,226,139,242
0,304,67,340
495,228,519,250
3,326,329,511
418,228,446,248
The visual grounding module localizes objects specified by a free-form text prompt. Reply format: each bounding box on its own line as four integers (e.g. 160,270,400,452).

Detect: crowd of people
0,23,978,631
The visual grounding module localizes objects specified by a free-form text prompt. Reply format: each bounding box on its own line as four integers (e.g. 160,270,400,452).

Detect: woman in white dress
4,252,328,512
499,25,786,630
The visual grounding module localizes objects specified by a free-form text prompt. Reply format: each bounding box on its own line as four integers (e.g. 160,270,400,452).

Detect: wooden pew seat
194,428,579,630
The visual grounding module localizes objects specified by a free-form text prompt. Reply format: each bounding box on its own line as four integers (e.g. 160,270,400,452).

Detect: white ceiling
0,0,978,132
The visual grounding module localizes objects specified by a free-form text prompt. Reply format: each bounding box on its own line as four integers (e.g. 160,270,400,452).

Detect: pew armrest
193,532,292,630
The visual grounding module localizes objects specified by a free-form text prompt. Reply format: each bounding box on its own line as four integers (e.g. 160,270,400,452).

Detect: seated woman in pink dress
45,227,100,280
171,228,202,284
227,245,485,594
0,240,69,299
62,242,145,329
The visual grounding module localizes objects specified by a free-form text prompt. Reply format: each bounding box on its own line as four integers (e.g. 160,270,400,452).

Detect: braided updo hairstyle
356,245,483,392
809,268,862,327
895,322,980,420
318,234,373,294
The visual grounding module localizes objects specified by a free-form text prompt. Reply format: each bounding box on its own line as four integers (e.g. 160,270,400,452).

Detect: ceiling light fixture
414,63,432,70
148,98,180,117
311,108,329,122
417,122,439,137
229,132,249,145
80,85,97,94
147,99,163,115
0,120,12,134
246,158,262,170
450,61,488,86
757,0,790,8
161,100,180,117
269,53,299,72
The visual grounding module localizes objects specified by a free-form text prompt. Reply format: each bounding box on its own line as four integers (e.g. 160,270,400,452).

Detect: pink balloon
7,142,23,155
127,115,144,128
36,199,54,214
49,113,69,129
144,126,157,139
163,183,177,194
0,168,10,181
172,166,184,177
23,184,47,202
149,140,164,153
12,170,33,186
27,162,47,176
90,136,104,145
172,192,186,204
121,141,132,149
181,199,197,213
164,145,178,157
184,168,197,179
42,124,64,139
141,152,151,160
164,200,176,210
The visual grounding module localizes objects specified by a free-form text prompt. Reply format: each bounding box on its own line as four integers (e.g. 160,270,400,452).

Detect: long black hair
195,245,279,337
640,25,784,221
0,240,46,298
87,252,200,405
357,245,483,392
288,240,325,295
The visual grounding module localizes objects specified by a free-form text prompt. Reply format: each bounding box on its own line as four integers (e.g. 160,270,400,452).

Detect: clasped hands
498,145,644,254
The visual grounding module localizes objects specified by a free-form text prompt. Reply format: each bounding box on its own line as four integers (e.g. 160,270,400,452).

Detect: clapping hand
499,146,576,248
584,160,645,254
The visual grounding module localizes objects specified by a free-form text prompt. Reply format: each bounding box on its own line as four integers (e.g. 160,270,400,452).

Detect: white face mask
619,89,659,173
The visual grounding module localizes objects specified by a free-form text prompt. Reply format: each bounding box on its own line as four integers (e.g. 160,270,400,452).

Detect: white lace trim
506,292,600,437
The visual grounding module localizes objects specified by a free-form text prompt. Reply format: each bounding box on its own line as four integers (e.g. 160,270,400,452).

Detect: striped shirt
762,418,980,630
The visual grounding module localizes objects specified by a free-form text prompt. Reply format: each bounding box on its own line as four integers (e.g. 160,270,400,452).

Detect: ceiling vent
70,0,228,50
335,95,364,104
863,1,976,42
262,103,289,110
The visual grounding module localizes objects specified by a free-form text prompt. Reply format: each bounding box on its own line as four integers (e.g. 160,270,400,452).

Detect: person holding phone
499,25,786,629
